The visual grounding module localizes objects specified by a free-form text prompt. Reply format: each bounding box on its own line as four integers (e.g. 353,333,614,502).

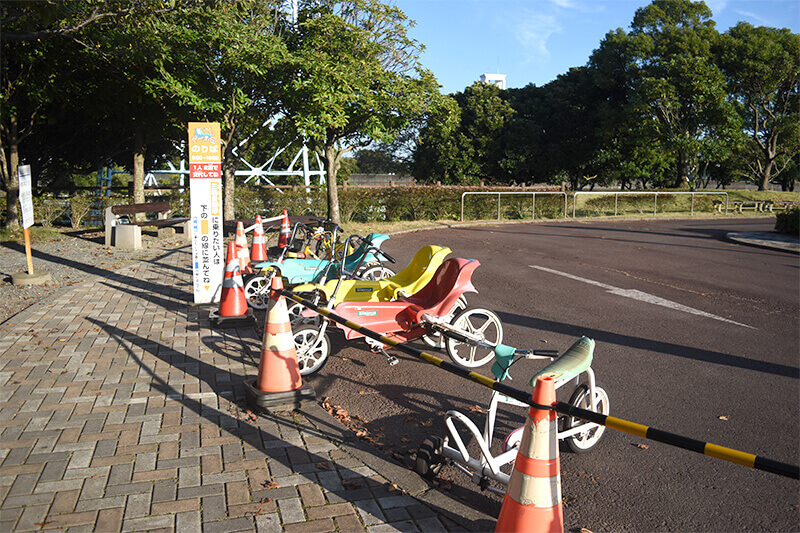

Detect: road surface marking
530,265,754,329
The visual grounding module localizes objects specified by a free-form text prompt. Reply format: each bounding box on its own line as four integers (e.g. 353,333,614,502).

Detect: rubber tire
502,426,525,453
563,382,610,454
421,295,468,349
444,307,504,368
414,437,445,481
293,324,331,376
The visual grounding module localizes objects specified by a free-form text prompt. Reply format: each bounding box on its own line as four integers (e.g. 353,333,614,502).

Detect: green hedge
775,207,799,236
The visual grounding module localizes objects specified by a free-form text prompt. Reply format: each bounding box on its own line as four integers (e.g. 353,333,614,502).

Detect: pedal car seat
530,337,594,385
401,258,479,323
333,257,478,340
292,245,451,303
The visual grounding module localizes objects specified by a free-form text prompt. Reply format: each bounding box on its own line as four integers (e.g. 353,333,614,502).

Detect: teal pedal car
243,232,395,309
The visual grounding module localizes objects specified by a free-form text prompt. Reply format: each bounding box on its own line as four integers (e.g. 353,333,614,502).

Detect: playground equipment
415,337,609,493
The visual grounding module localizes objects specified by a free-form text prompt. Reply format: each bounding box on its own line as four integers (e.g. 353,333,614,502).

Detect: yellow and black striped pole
279,289,800,480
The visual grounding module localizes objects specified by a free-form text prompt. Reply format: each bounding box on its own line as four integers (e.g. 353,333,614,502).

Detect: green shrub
34,196,67,227
775,207,799,236
69,195,96,228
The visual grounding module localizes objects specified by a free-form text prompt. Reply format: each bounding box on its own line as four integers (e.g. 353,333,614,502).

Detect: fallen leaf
262,481,279,489
405,415,414,422
400,437,411,443
580,528,594,533
467,405,486,413
388,483,400,492
316,461,332,471
342,479,362,490
636,443,649,450
718,415,729,421
421,419,433,427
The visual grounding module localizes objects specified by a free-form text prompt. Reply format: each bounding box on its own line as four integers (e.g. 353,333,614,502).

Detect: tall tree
627,0,739,188
150,0,287,221
717,23,800,190
413,82,514,184
280,0,448,224
0,1,179,228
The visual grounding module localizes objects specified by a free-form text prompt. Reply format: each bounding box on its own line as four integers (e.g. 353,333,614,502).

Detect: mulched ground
0,228,190,325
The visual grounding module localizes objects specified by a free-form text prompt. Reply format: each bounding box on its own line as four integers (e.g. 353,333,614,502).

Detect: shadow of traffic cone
234,221,253,275
278,209,290,248
250,215,268,262
209,241,256,328
495,376,563,533
244,275,315,412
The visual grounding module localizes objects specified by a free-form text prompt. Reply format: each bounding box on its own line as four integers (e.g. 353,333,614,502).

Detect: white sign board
188,123,224,304
18,165,34,229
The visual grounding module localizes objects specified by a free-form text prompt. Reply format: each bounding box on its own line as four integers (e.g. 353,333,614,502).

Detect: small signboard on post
11,165,51,285
188,122,224,304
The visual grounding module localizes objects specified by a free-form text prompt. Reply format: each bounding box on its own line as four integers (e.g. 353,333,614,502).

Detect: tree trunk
674,150,690,189
2,114,21,230
758,158,773,191
223,149,236,222
324,144,341,225
132,126,146,220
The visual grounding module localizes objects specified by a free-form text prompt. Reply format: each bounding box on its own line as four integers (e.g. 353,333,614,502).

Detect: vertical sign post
188,123,224,304
18,165,35,274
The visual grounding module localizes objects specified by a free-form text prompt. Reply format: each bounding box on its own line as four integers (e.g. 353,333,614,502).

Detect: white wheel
293,324,330,376
445,308,503,368
358,265,395,280
287,302,320,327
244,270,276,309
563,383,610,453
421,295,467,349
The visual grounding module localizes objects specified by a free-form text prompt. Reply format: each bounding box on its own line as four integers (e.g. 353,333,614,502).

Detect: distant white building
479,73,507,90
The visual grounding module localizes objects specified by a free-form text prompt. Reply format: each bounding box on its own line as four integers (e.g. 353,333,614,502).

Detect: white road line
530,265,755,329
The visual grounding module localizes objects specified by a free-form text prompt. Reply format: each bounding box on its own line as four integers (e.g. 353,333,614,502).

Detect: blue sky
396,0,800,94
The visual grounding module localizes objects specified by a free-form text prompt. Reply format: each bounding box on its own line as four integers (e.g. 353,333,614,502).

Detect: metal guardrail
460,191,568,222
572,191,729,218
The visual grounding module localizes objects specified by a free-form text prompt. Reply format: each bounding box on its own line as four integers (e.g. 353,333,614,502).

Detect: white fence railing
571,191,729,218
460,190,730,221
460,191,568,222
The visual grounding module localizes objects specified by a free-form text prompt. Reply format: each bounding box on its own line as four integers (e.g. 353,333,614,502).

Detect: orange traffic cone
278,209,290,248
495,376,563,533
209,241,256,328
244,275,315,412
234,221,253,275
250,215,268,262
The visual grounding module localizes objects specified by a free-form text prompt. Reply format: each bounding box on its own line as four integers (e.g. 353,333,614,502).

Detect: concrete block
113,225,141,250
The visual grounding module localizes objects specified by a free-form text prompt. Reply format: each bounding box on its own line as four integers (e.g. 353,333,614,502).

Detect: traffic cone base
245,275,315,414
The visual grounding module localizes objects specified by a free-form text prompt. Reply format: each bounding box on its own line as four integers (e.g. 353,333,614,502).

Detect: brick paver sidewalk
0,246,487,532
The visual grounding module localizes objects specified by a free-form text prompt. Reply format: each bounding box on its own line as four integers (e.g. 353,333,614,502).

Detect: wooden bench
762,200,800,212
105,201,190,249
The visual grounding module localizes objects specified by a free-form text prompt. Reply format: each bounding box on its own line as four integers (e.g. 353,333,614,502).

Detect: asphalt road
303,216,799,532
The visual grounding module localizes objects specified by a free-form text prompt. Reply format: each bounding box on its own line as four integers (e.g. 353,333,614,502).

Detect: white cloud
548,0,578,8
735,9,772,26
704,0,730,17
515,12,562,62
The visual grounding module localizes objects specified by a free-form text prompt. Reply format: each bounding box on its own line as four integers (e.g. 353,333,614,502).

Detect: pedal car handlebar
350,233,396,263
